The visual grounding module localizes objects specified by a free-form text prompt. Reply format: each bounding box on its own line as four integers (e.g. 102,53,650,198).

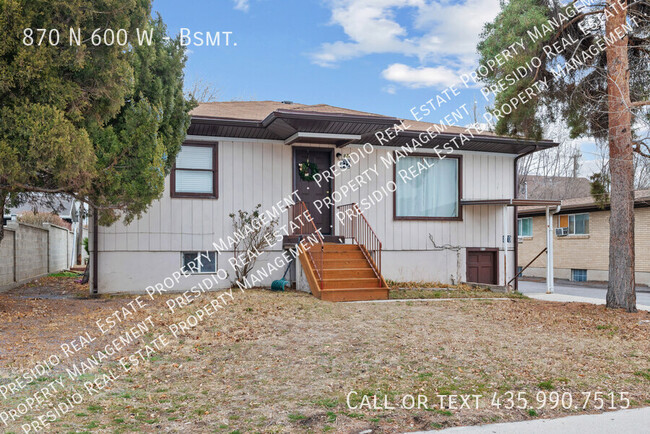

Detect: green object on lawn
271,253,295,291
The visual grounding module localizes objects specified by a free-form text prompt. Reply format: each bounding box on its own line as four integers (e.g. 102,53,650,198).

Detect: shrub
18,211,71,230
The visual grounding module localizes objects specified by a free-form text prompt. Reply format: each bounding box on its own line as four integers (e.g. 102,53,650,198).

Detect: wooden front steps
298,242,389,302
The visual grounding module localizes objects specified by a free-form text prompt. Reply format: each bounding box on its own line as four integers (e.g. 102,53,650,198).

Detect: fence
0,222,75,291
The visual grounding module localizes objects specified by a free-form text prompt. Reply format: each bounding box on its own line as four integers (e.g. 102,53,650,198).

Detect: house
88,101,558,300
517,189,650,285
3,194,80,226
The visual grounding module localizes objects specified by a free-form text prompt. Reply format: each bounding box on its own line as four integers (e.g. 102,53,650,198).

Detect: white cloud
233,0,249,12
311,0,501,88
381,63,459,88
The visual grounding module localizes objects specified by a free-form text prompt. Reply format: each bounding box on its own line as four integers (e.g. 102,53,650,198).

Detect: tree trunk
605,0,636,312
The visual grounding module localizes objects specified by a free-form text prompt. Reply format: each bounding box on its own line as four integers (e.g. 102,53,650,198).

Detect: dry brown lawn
1,276,649,433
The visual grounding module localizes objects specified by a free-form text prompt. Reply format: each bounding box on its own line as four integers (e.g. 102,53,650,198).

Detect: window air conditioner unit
555,227,568,237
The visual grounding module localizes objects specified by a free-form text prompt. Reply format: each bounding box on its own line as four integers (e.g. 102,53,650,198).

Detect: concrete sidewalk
410,407,650,433
526,292,650,312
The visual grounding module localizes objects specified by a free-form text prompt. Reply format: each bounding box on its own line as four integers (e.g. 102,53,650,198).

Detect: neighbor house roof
518,189,650,216
3,194,79,223
519,175,592,200
188,101,558,155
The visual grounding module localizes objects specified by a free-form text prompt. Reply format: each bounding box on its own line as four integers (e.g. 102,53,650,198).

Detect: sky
152,0,601,175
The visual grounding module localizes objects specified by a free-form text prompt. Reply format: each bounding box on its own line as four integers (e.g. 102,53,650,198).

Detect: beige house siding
94,139,518,293
518,207,650,284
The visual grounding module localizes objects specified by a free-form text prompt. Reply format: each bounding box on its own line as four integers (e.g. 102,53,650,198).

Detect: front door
294,148,332,235
466,249,497,285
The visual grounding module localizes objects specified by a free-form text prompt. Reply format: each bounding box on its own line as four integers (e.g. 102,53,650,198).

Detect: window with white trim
518,217,533,237
557,213,589,235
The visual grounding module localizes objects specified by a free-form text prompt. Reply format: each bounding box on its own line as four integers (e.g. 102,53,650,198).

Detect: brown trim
465,247,499,285
292,146,335,235
170,142,219,199
392,153,463,221
461,198,561,206
518,199,650,217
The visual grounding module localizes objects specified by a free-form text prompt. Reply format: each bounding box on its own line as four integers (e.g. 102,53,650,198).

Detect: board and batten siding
96,139,516,292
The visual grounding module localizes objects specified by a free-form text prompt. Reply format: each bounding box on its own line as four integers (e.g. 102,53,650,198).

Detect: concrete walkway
525,292,650,312
519,280,650,306
410,407,650,433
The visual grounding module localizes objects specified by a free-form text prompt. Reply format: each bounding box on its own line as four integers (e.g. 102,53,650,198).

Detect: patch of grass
326,411,336,423
528,409,538,417
87,404,102,413
314,397,338,408
287,413,306,421
48,271,79,277
634,369,650,381
538,380,555,390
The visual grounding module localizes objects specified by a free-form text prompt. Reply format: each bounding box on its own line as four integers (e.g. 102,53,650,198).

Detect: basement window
182,251,217,274
571,269,587,282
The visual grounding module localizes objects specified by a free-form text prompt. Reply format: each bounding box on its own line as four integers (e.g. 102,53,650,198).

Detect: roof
188,101,558,155
4,194,76,220
520,175,591,200
518,189,650,216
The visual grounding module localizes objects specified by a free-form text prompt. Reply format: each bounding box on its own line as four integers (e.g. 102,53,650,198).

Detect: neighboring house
3,194,79,226
89,101,557,299
518,190,650,285
518,175,591,200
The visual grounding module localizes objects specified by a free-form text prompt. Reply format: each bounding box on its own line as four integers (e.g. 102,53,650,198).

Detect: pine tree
0,0,194,240
478,0,649,311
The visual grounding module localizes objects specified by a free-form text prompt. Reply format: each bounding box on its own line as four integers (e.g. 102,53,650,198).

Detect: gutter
513,145,539,292
92,208,98,295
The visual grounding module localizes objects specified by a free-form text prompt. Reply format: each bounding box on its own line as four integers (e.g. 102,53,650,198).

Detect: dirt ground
1,276,649,433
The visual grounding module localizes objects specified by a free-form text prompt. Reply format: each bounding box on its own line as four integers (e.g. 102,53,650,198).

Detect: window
182,251,217,274
171,143,217,198
557,213,589,235
518,217,533,237
571,269,587,282
394,154,460,219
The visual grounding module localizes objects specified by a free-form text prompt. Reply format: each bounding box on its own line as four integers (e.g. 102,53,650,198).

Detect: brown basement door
466,250,497,285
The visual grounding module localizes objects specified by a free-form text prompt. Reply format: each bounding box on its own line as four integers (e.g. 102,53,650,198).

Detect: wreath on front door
298,161,319,182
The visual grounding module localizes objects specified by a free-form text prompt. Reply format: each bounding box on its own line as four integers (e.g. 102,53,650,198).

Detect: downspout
513,145,539,292
92,207,98,295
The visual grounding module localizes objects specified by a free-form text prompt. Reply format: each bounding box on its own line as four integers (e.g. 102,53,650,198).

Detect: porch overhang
461,199,562,207
283,132,362,146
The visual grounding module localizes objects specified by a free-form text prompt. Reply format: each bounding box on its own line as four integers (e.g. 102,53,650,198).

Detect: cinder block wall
518,207,650,282
0,222,73,291
0,228,16,287
46,224,71,272
14,223,49,282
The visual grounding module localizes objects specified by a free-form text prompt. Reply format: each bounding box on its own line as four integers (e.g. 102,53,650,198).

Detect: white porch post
502,205,508,287
545,206,554,294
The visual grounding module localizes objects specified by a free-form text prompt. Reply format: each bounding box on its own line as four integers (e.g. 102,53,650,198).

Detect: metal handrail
336,203,382,284
290,201,324,289
507,246,547,286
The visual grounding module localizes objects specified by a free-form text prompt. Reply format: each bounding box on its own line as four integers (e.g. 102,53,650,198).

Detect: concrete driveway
518,279,650,306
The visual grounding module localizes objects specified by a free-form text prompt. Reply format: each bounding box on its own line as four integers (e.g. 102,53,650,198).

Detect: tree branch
631,101,650,108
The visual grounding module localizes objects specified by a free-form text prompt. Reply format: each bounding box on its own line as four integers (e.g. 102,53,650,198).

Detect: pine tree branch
634,141,650,158
531,9,605,84
631,101,650,108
